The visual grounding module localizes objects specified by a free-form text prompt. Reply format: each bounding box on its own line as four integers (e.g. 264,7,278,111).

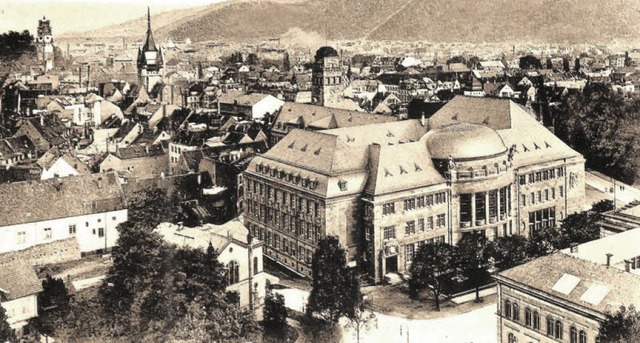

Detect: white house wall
0,209,127,254
1,294,37,329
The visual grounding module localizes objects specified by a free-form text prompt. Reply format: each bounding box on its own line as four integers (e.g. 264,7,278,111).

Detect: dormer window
338,180,348,192
263,165,269,174
256,163,263,173
302,178,309,187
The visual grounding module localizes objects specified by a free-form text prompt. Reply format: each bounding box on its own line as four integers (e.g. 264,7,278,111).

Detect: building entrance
385,255,398,273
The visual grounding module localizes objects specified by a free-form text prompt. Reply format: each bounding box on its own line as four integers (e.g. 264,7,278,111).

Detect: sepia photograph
0,0,639,342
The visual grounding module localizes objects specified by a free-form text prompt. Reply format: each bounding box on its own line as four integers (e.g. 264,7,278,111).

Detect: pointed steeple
142,6,157,52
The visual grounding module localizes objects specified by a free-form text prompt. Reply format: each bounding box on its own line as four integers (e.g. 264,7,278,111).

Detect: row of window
382,192,447,216
16,219,114,244
529,207,557,233
250,224,320,259
381,215,446,241
247,204,322,243
519,167,565,185
404,236,446,263
247,185,323,217
252,166,320,191
459,187,511,224
521,186,564,207
504,299,591,343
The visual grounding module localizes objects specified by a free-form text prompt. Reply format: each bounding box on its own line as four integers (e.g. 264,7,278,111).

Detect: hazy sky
0,0,228,35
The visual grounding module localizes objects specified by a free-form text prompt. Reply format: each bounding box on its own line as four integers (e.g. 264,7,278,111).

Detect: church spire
142,7,157,52
147,6,151,32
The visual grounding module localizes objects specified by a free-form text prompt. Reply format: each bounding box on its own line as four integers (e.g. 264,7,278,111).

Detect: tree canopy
456,233,491,302
307,236,359,324
37,275,71,337
0,305,15,343
519,55,542,70
409,243,457,311
0,30,35,58
599,305,640,343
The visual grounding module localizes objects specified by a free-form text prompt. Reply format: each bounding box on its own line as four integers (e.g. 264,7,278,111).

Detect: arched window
579,330,587,343
546,316,554,336
512,303,520,321
533,311,540,330
525,308,532,326
508,333,517,343
253,256,259,275
504,300,512,318
228,260,240,285
570,326,577,343
555,320,563,339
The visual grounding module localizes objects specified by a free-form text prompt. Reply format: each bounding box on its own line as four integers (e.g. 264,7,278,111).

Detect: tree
455,233,491,302
558,211,601,247
592,199,614,214
526,226,561,257
282,51,291,72
126,186,183,231
0,306,15,343
263,289,287,332
488,235,528,271
563,57,571,72
447,55,467,65
37,275,71,337
574,57,581,72
545,58,553,70
520,55,543,70
345,274,376,343
599,305,640,343
307,236,358,324
246,53,259,65
409,243,457,311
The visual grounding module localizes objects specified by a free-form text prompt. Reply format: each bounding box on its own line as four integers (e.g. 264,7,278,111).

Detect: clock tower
311,46,343,107
36,17,54,72
137,7,165,93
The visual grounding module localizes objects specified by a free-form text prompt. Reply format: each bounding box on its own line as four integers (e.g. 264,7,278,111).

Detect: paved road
274,288,497,343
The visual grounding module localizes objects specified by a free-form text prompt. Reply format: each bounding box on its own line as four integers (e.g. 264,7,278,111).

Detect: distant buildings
495,228,640,343
243,96,585,281
311,47,344,107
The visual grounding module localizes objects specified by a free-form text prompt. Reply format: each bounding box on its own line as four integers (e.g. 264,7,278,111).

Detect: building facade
311,46,343,107
0,260,42,339
244,96,585,282
137,8,165,93
36,17,54,72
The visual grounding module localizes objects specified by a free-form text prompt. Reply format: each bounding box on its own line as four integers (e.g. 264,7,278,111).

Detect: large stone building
243,96,585,282
311,46,343,107
495,227,640,343
36,16,54,72
137,7,165,93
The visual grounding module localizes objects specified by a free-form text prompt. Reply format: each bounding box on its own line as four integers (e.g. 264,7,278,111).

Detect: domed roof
425,123,507,160
315,46,339,61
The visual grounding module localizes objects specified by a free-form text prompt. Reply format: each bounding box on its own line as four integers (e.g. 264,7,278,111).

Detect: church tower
311,46,343,107
36,17,54,72
137,7,164,93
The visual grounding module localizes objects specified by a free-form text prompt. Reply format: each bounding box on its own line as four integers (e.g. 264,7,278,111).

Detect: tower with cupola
137,7,164,93
36,16,54,72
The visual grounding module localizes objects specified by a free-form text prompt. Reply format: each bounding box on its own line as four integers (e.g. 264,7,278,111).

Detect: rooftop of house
114,144,165,160
155,218,259,252
0,172,125,227
496,253,640,315
273,102,396,132
0,259,42,301
217,91,273,107
561,228,640,272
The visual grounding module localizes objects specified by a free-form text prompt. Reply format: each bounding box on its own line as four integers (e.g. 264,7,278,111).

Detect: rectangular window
405,244,415,264
426,217,434,230
558,167,564,177
489,190,498,218
530,192,535,205
551,188,556,199
405,220,416,235
404,198,416,211
543,170,549,180
559,186,564,197
417,196,425,208
426,194,434,206
315,202,320,217
521,194,526,207
436,214,446,228
544,189,549,201
382,202,395,215
528,174,534,183
383,226,396,240
44,227,52,240
17,231,26,244
418,218,425,232
550,169,556,178
98,228,105,238
535,172,542,182
69,224,77,235
476,192,486,222
537,191,542,203
519,175,526,185
460,194,472,223
435,192,446,204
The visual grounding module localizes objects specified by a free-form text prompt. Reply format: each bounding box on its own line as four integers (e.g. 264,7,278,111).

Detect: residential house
217,92,285,120
36,147,91,180
100,144,169,181
0,259,42,339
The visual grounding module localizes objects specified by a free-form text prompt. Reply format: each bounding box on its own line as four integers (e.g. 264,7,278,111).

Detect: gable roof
429,96,513,130
497,253,640,315
273,103,396,132
0,172,125,227
0,259,42,301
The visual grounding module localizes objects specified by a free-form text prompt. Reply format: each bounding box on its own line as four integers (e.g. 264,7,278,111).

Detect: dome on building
425,123,507,160
314,46,339,61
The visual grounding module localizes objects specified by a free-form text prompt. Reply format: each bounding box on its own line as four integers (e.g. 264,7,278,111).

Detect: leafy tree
526,226,561,257
282,51,291,72
563,57,571,72
519,55,543,70
574,58,581,72
126,187,183,231
488,235,528,271
466,55,480,69
345,275,376,343
307,236,358,324
599,305,640,343
0,305,15,343
0,30,35,57
408,243,457,311
455,233,491,302
545,58,553,70
247,53,259,65
554,83,639,183
592,199,614,213
263,289,287,332
37,275,71,337
558,211,601,247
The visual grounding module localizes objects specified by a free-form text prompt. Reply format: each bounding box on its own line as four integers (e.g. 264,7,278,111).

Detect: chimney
197,173,202,185
163,104,167,118
79,67,82,89
624,259,632,272
87,65,91,92
40,113,44,127
569,243,579,254
145,145,149,154
420,113,426,126
606,253,613,267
